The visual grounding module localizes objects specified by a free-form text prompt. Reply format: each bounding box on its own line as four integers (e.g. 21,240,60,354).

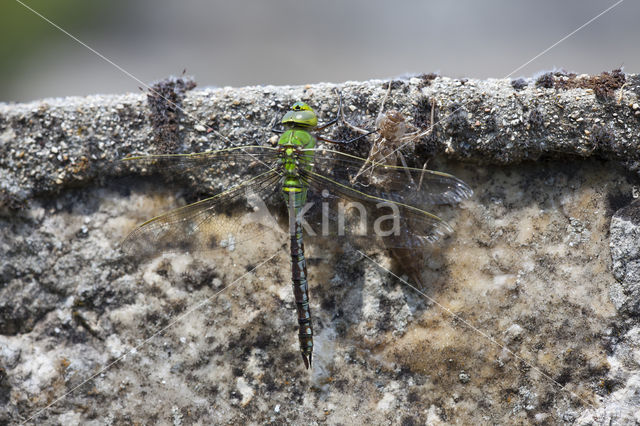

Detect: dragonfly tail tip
302,353,312,369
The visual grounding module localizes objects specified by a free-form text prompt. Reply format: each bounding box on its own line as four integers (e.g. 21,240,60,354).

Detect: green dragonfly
121,99,472,369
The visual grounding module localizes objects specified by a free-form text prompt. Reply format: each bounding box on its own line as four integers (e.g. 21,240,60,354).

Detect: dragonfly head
281,102,318,128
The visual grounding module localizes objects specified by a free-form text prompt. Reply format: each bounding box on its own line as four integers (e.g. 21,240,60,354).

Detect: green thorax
278,128,316,172
278,102,318,209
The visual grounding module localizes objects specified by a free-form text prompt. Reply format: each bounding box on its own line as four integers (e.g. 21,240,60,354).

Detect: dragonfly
120,98,472,369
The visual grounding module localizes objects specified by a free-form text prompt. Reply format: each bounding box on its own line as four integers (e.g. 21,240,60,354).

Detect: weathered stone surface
1,74,639,424
610,200,640,315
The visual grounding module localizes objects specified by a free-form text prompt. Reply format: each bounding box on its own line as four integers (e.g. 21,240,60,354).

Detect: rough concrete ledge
1,72,639,207
1,73,640,424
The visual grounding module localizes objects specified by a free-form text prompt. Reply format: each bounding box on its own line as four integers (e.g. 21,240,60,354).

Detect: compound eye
291,102,310,111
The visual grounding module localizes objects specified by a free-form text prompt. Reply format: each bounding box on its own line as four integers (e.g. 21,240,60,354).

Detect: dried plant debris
416,72,438,89
412,95,437,131
511,78,528,91
147,75,197,153
535,69,626,100
535,72,559,89
557,69,625,98
382,80,406,91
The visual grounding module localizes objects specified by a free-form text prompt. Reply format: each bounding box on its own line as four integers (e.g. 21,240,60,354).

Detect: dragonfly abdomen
284,172,313,368
290,219,313,369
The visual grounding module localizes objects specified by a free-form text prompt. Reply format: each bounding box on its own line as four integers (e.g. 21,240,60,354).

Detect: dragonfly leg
340,82,391,137
314,116,338,132
316,130,377,145
271,124,285,134
340,105,370,136
313,90,343,132
316,90,379,145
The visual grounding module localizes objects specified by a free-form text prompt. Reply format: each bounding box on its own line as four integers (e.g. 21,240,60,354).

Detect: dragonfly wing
293,146,473,248
121,168,285,258
301,170,452,248
119,145,280,191
308,148,473,207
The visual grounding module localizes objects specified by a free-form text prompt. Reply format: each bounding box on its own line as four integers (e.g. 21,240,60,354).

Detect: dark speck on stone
511,78,527,91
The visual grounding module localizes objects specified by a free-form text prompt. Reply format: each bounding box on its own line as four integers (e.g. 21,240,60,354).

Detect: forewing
120,145,280,191
307,148,473,206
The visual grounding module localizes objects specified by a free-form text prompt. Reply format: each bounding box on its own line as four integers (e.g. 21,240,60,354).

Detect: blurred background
1,0,637,102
